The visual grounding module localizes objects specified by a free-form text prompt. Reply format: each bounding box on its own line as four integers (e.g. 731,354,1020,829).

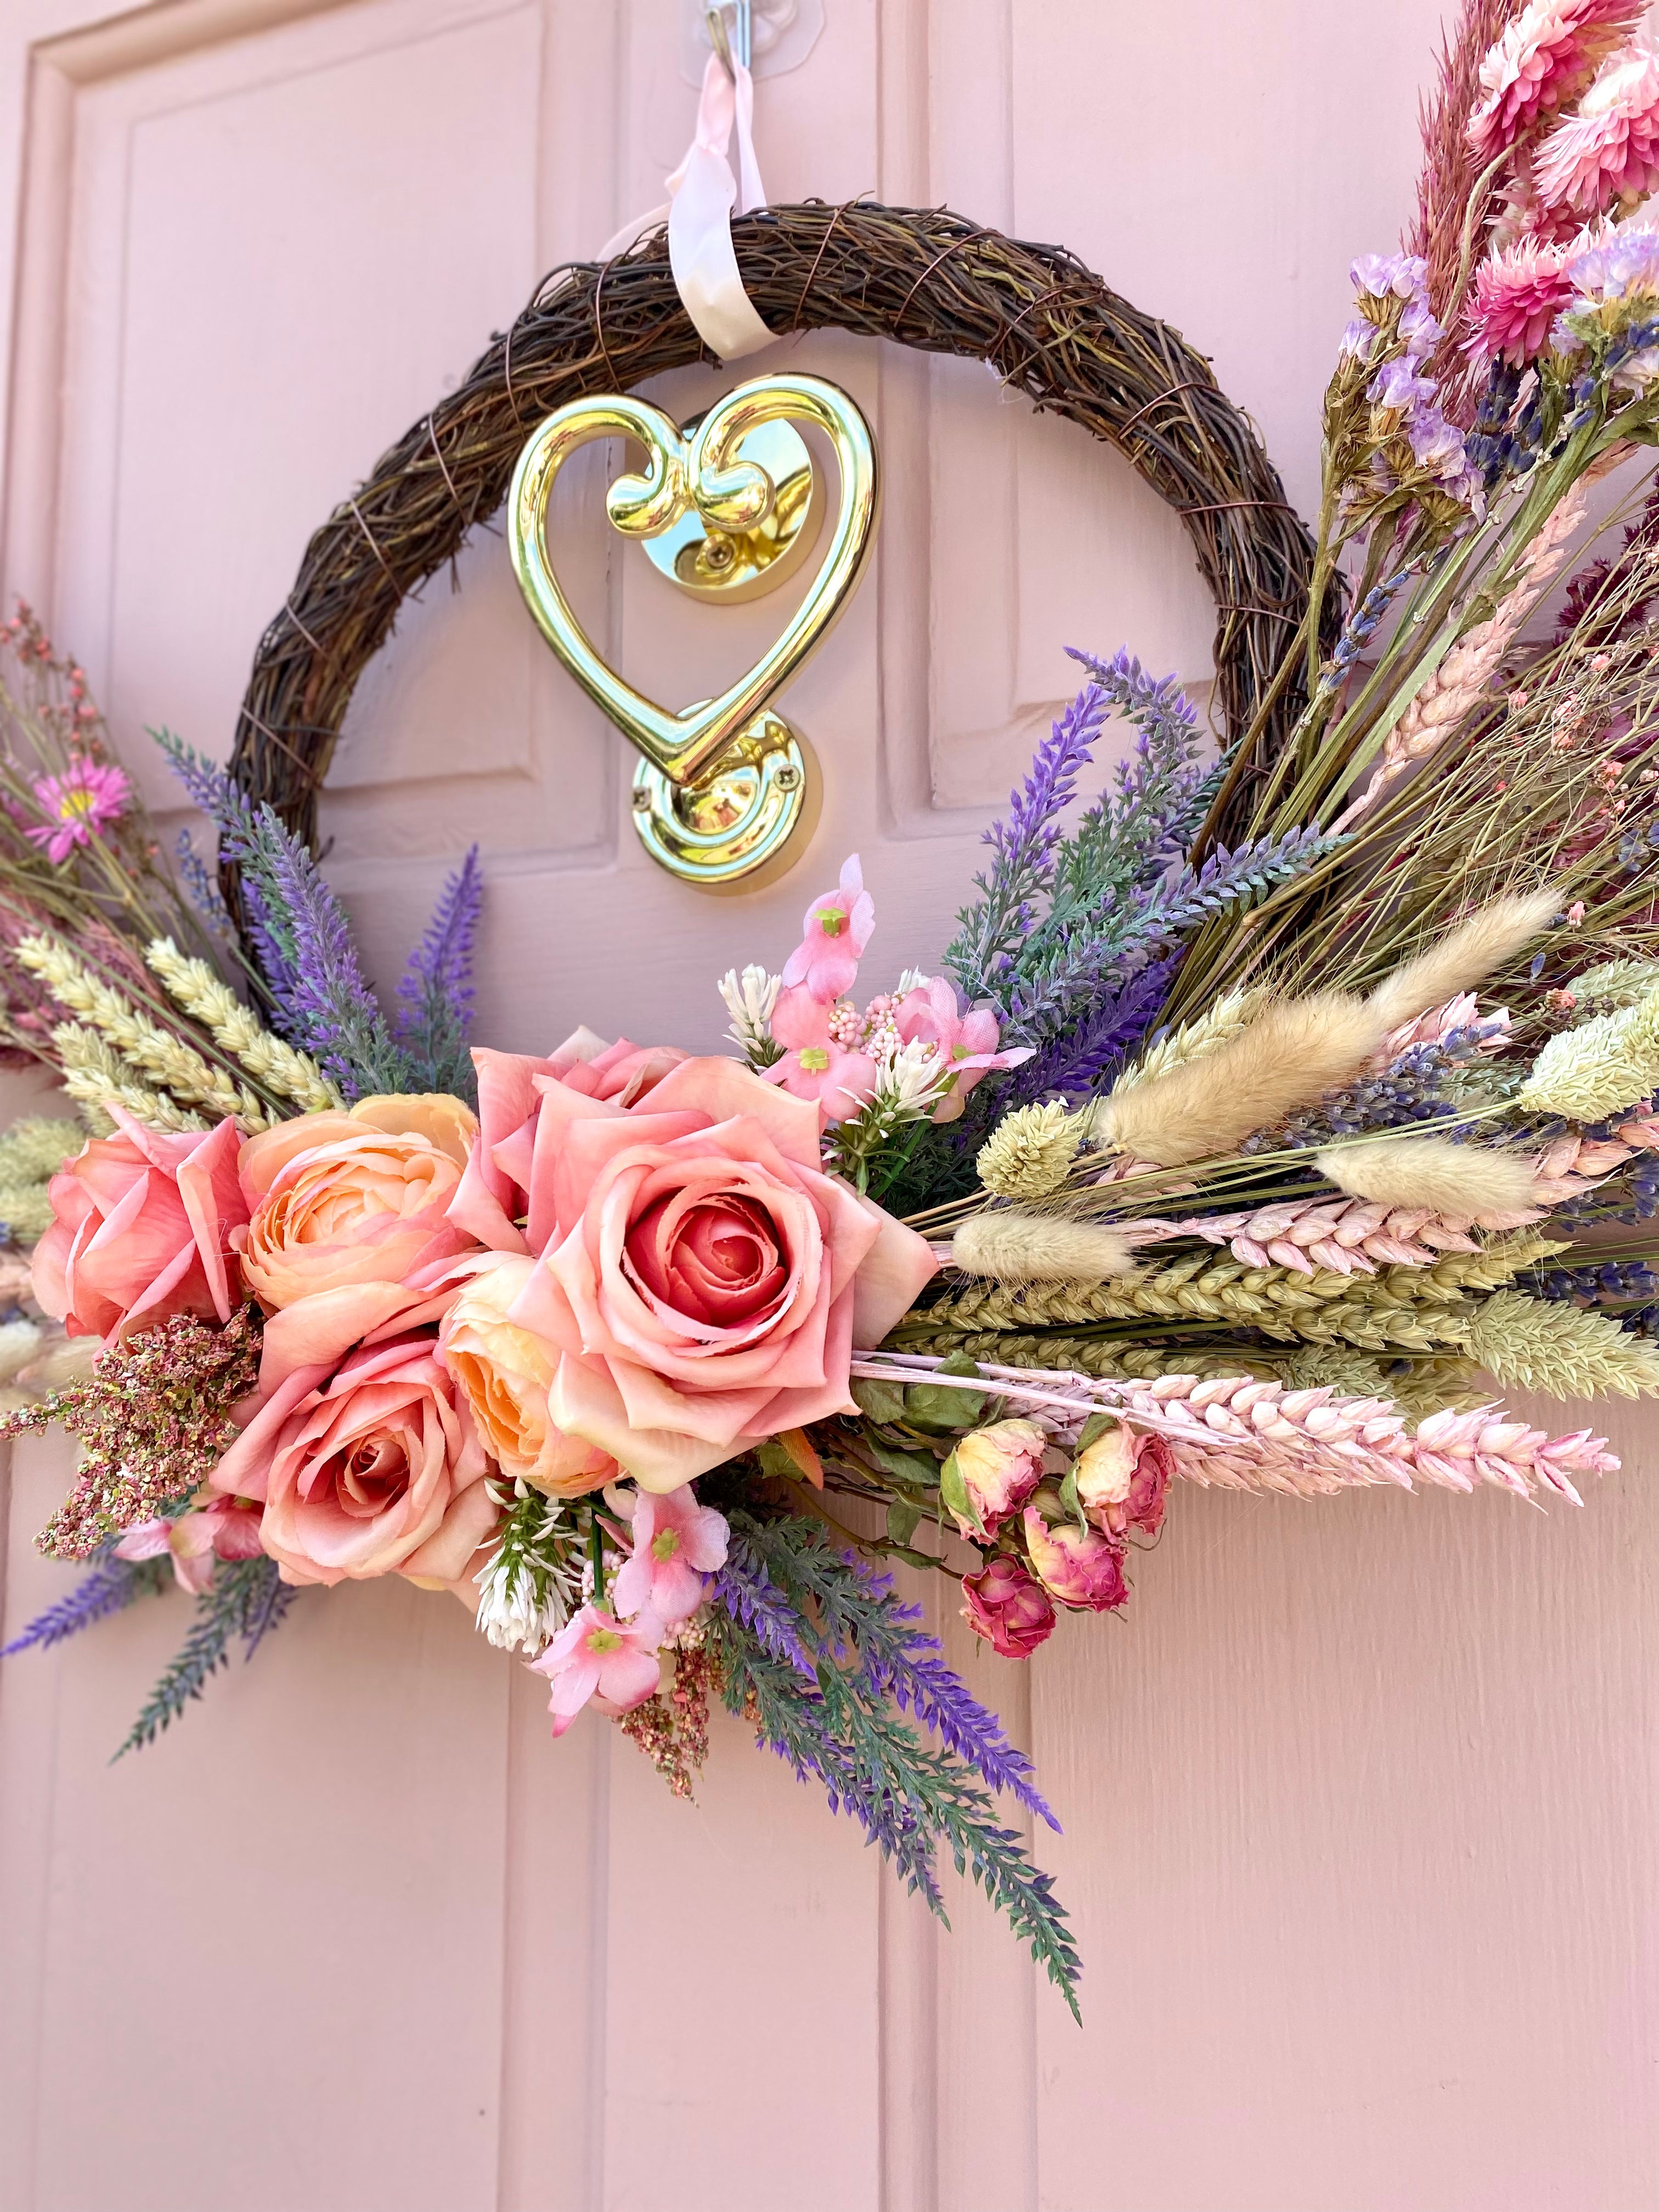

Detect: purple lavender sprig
395,845,483,1103
714,1534,818,1680
1006,955,1178,1106
945,681,1110,1006
1,1548,170,1657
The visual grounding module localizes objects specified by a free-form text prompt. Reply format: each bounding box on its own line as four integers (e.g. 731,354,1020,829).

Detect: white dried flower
718,964,782,1064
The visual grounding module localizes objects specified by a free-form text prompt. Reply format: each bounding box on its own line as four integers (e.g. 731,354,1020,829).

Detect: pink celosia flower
763,989,879,1120
1536,47,1659,223
893,975,1032,1124
1466,235,1576,364
530,1603,663,1736
26,760,131,864
960,1554,1055,1658
1022,1504,1129,1612
115,1497,265,1595
1466,0,1638,164
609,1482,729,1627
780,854,875,1003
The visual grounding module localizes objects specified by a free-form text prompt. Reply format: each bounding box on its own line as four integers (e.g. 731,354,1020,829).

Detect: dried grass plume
1367,889,1558,1032
1313,1133,1543,1221
951,1211,1142,1286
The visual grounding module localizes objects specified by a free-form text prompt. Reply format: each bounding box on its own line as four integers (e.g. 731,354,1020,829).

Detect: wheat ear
145,936,340,1112
50,1023,210,1133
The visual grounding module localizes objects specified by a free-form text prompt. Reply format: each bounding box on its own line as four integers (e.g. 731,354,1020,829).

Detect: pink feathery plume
1533,46,1659,225
1466,0,1642,165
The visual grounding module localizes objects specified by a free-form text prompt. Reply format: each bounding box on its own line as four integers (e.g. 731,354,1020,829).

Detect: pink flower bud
1022,1505,1128,1613
1073,1423,1174,1540
960,1554,1055,1659
941,1417,1047,1536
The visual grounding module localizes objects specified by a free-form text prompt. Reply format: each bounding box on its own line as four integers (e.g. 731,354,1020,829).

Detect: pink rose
437,1253,616,1498
1073,1423,1174,1540
211,1295,493,1587
1023,1504,1129,1612
235,1093,478,1309
448,1032,687,1256
942,1418,1047,1536
32,1108,248,1342
496,1056,936,1489
961,1554,1055,1658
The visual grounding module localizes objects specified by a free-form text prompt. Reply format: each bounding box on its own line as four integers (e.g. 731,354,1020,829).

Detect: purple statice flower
394,845,483,1099
1370,356,1438,413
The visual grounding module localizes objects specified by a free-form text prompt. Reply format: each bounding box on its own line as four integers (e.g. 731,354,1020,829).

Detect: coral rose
448,1033,687,1254
32,1108,248,1342
437,1254,616,1498
212,1321,493,1587
493,1056,936,1489
235,1092,478,1309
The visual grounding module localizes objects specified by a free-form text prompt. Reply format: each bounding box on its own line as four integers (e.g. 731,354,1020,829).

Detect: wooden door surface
2,3,1657,2207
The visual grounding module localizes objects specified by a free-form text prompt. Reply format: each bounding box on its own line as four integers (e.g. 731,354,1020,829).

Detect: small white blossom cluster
473,1479,583,1655
718,965,782,1066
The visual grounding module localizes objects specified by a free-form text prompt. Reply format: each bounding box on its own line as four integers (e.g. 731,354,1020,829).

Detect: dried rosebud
1022,1504,1128,1613
1073,1423,1174,1540
960,1553,1056,1658
940,1417,1047,1536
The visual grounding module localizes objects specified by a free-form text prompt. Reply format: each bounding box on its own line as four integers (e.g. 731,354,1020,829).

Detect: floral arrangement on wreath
13,0,1659,2017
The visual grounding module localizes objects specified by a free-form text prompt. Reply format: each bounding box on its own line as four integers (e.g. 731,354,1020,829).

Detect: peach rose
32,1108,249,1342
437,1254,616,1498
498,1056,938,1489
448,1033,689,1255
235,1092,479,1309
212,1306,494,1587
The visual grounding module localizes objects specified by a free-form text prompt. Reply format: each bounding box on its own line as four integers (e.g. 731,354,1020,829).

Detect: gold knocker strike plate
507,372,877,889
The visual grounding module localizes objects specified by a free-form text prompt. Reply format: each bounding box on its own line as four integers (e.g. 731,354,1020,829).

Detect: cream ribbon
602,52,773,362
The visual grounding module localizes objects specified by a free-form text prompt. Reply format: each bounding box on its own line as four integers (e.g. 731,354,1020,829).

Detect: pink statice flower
530,1604,663,1736
893,975,1032,1123
115,1496,265,1595
26,760,131,864
780,854,875,1003
1466,235,1576,364
1536,48,1659,224
1466,0,1639,165
763,987,879,1120
609,1483,729,1628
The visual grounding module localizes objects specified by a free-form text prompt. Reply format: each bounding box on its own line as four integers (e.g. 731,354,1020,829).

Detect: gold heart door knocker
507,371,878,889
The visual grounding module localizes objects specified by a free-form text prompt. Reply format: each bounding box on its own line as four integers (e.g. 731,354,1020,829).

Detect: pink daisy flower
1465,234,1576,363
1466,0,1639,165
1535,48,1659,224
26,759,131,864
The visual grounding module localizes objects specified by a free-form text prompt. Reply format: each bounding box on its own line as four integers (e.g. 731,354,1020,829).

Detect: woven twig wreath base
229,202,1327,872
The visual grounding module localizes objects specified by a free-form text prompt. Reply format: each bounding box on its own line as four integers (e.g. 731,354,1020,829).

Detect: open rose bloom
453,1049,937,1489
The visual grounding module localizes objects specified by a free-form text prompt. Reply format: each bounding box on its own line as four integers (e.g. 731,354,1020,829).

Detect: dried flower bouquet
12,0,1659,2018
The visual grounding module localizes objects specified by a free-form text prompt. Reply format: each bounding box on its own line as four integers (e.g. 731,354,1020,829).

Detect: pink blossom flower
609,1482,729,1627
1022,1504,1129,1612
1465,235,1576,364
893,975,1032,1123
960,1554,1055,1658
25,760,131,863
1466,0,1638,164
763,989,879,1120
529,1603,663,1735
780,854,874,1003
1536,48,1659,222
115,1497,266,1595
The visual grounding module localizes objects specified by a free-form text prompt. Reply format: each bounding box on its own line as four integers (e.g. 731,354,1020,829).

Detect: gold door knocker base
507,372,878,891
631,714,820,893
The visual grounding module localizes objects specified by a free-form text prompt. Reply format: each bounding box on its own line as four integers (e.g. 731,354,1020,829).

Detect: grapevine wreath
10,2,1659,2022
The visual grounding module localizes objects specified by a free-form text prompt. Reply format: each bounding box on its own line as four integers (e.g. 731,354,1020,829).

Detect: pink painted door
2,3,1657,2207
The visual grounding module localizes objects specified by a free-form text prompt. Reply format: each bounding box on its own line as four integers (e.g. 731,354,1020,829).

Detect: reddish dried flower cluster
619,1635,723,1799
3,1306,262,1559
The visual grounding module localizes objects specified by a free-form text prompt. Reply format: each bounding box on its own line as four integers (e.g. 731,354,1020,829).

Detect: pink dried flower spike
1535,47,1659,223
1465,0,1640,164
